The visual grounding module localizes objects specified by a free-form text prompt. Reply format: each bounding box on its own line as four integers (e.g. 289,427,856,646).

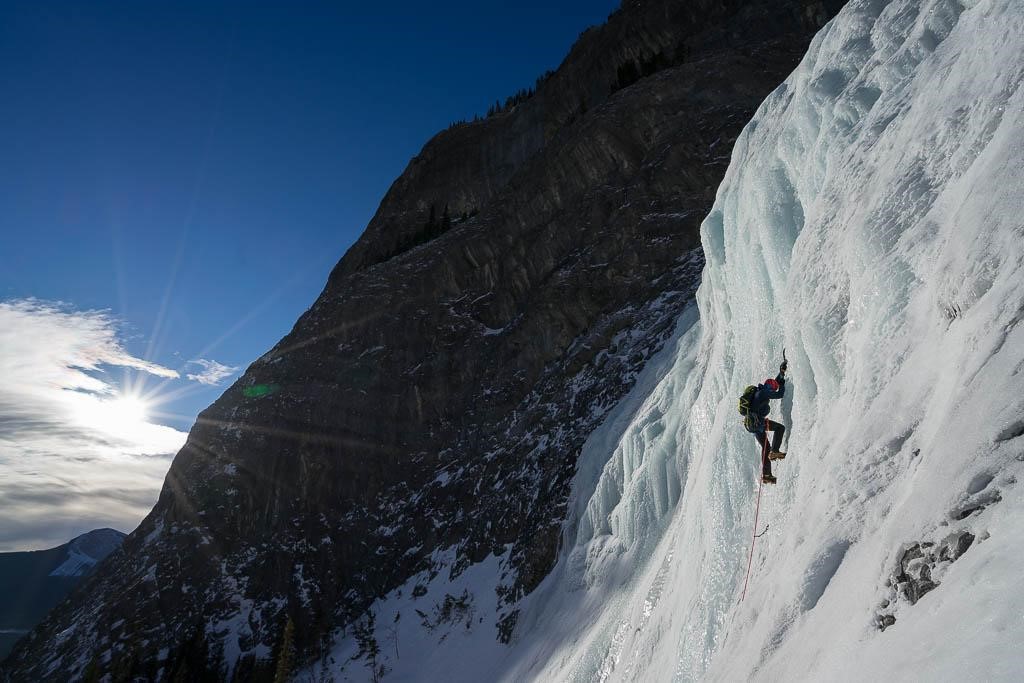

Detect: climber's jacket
743,374,785,433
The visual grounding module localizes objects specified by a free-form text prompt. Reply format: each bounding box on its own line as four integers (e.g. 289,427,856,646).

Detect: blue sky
0,0,618,550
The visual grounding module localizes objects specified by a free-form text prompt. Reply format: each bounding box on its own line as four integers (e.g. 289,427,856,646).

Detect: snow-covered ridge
504,0,1024,680
49,528,125,578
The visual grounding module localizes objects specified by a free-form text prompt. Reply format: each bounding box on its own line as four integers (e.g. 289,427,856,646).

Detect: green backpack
738,385,757,416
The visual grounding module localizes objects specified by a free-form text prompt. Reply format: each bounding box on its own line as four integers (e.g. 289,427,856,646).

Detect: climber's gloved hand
779,360,788,376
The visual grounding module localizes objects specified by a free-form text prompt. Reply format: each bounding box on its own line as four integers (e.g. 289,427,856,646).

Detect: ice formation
313,0,1024,679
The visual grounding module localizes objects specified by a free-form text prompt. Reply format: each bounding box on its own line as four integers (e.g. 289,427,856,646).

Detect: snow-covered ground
309,0,1024,679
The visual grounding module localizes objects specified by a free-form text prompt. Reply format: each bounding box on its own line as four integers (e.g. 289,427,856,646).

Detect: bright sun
108,394,149,424
69,390,153,439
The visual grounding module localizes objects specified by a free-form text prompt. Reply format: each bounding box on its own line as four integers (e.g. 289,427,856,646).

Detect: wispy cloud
0,299,188,551
186,358,239,386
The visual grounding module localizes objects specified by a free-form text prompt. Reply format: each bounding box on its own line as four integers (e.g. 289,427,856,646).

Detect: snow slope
310,0,1024,679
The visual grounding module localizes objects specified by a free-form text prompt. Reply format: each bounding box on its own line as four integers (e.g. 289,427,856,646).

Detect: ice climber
738,356,788,484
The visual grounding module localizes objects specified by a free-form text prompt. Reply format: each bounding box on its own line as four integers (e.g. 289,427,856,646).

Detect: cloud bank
186,358,240,386
0,300,188,551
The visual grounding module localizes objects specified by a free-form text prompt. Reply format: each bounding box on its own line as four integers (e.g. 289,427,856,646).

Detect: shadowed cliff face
3,1,842,679
334,0,839,278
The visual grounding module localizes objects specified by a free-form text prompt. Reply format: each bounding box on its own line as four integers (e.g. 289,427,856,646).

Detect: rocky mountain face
2,1,842,680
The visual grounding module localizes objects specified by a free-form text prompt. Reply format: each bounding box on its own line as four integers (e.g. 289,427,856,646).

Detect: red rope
740,424,769,602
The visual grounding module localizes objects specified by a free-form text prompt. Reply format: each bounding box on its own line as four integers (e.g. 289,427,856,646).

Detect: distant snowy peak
48,528,125,577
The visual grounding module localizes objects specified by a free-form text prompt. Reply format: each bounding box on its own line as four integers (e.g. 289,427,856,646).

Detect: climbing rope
740,422,770,602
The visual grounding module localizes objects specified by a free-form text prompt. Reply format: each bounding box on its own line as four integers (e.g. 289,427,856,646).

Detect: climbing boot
762,473,777,484
769,450,787,461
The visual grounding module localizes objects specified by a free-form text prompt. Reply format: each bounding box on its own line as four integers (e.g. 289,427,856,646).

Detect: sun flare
67,389,156,441
108,394,149,424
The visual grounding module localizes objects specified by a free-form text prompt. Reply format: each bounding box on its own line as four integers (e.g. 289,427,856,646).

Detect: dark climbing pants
754,419,785,476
